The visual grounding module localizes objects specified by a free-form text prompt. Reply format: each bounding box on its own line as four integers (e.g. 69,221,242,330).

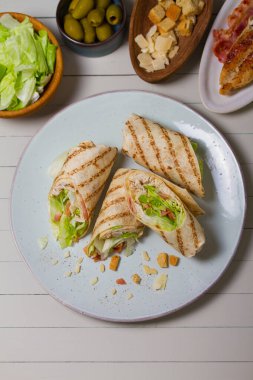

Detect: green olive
81,18,96,43
96,22,113,41
72,0,95,19
64,13,84,41
106,4,122,25
96,0,111,9
68,0,79,13
87,8,105,27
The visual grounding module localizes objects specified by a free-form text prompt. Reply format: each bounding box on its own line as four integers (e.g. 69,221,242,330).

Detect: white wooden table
1,1,253,379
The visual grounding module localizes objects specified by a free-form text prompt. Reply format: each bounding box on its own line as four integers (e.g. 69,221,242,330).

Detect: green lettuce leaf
0,14,57,111
139,185,185,232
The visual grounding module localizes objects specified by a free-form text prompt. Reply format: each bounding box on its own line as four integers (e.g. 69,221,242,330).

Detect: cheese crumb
90,277,98,286
127,292,133,300
38,236,48,250
153,274,168,290
65,271,72,277
143,265,158,275
75,264,81,274
64,251,71,258
77,257,83,264
132,273,141,284
143,251,150,261
51,259,58,266
100,263,105,273
111,288,117,295
157,252,169,268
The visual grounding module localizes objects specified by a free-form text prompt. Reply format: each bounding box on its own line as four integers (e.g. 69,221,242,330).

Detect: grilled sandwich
122,114,204,198
86,168,144,260
48,141,117,248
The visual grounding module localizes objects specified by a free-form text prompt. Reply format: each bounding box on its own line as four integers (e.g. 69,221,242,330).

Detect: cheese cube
166,3,181,21
176,16,194,36
152,57,166,71
146,25,157,39
137,53,153,67
135,34,149,49
176,0,200,16
159,0,175,10
148,4,165,24
155,35,173,53
157,17,176,34
168,45,179,59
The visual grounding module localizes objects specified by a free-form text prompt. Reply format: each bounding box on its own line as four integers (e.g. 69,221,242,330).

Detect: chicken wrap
125,170,205,257
86,168,144,260
122,114,204,197
48,141,117,248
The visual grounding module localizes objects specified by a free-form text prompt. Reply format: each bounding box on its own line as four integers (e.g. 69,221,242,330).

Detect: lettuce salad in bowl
0,13,63,117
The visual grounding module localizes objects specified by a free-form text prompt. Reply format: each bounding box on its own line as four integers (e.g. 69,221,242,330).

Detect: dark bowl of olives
56,0,127,57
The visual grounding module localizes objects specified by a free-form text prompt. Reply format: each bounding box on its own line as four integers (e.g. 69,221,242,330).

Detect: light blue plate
11,91,246,322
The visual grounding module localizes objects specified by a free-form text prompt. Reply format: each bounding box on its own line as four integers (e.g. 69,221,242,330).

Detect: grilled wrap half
122,114,204,198
49,141,117,248
86,168,144,260
125,170,205,257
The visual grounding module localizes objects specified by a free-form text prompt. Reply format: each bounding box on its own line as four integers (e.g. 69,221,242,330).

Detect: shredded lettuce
49,190,87,249
0,14,57,110
89,232,139,259
191,140,204,177
138,185,185,232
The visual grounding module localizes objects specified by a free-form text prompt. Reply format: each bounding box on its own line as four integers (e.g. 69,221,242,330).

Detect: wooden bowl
129,0,213,83
0,12,63,118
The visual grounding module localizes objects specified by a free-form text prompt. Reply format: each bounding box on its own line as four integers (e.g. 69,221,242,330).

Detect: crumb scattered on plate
153,274,168,291
111,288,117,295
132,273,141,284
157,252,169,268
90,277,99,286
75,264,81,274
143,265,158,275
142,251,150,261
65,271,72,277
116,278,127,285
77,257,83,264
51,259,59,266
64,251,71,258
100,263,105,273
109,255,121,271
169,255,180,266
127,292,133,300
37,236,48,250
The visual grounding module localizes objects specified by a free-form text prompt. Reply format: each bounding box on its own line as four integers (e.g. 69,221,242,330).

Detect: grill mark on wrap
160,128,190,190
179,135,201,190
94,211,130,232
127,122,151,170
66,142,94,161
189,213,199,249
68,148,112,175
78,156,116,188
106,184,123,196
85,181,106,203
113,169,131,181
100,197,126,215
176,229,185,256
139,116,168,176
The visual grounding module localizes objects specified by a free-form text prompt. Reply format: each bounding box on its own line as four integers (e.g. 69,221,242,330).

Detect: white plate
11,91,246,322
199,0,253,113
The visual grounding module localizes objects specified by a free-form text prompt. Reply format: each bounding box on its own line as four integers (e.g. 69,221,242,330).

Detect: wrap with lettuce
86,168,144,260
125,170,205,257
122,114,204,198
48,141,117,249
